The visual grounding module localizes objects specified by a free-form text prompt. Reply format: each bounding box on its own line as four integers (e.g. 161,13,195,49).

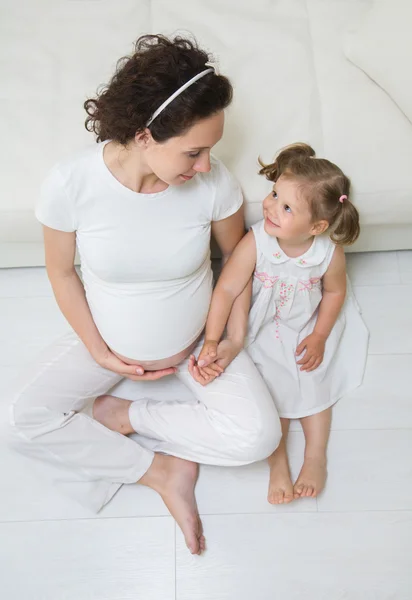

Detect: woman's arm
43,226,175,380
296,245,347,372
43,226,108,360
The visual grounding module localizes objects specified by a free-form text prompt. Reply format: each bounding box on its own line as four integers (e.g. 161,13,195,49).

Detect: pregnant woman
10,35,281,555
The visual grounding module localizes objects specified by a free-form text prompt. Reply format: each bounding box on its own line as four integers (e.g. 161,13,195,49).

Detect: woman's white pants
9,332,281,511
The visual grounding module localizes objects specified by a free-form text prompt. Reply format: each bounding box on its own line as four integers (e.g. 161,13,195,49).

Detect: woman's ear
310,220,329,236
135,129,153,147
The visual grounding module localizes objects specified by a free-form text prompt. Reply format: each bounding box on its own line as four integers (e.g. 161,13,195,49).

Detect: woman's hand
95,347,176,381
198,340,219,368
188,338,243,386
296,333,326,372
188,340,223,385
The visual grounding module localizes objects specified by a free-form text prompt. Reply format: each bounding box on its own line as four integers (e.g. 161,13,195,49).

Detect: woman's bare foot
93,395,134,435
267,449,294,505
293,456,327,499
94,397,204,554
140,454,205,555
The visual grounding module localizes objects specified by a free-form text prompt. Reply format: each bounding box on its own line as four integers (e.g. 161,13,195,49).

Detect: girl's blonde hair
259,143,360,245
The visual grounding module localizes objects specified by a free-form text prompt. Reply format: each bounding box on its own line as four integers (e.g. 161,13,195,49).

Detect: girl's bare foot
267,447,294,505
293,456,327,499
93,395,134,435
140,454,205,555
296,409,331,499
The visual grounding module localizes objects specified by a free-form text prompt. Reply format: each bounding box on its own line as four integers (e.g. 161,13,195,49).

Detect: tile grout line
396,250,412,285
315,508,412,515
1,508,412,526
0,514,176,525
320,427,412,432
367,352,412,356
396,250,401,279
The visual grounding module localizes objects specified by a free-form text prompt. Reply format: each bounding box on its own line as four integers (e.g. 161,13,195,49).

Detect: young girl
190,143,369,504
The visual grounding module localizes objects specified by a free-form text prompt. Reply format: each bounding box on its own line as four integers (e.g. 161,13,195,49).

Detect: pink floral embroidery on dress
298,277,321,293
254,270,279,289
298,258,307,265
274,280,294,339
273,252,282,259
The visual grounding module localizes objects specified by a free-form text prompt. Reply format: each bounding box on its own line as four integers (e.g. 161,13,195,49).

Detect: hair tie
339,195,347,204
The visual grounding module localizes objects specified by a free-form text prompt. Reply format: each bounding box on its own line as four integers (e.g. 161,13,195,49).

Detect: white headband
146,67,214,127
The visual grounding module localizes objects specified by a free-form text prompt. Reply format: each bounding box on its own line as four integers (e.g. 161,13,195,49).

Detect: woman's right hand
95,347,177,381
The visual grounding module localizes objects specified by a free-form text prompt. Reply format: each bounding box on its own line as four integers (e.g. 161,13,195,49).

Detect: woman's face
144,111,225,185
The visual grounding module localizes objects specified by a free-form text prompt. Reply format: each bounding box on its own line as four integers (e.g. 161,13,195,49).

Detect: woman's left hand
188,338,243,386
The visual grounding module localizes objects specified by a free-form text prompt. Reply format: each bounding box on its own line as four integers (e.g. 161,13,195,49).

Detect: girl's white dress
247,220,369,419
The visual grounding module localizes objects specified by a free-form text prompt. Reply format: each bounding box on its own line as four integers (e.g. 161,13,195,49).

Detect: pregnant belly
84,261,213,366
112,334,202,370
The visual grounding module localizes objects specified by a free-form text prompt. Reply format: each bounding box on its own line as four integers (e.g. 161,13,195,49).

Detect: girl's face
262,175,321,242
143,111,225,185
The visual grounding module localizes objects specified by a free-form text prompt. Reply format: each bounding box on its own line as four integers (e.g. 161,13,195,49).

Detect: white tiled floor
0,252,411,599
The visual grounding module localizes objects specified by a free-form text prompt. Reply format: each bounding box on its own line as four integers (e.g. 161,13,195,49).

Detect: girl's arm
314,245,347,339
211,207,251,347
196,230,257,369
296,245,347,372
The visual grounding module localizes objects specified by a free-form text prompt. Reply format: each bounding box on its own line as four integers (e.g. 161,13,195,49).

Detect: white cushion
344,0,412,123
156,0,412,231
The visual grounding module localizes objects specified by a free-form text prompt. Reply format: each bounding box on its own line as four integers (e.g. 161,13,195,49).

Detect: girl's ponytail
330,196,360,246
259,143,315,181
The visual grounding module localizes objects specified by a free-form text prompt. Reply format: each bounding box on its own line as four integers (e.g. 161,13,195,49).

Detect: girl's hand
296,333,325,372
188,338,242,386
95,348,176,381
188,340,223,386
213,338,243,371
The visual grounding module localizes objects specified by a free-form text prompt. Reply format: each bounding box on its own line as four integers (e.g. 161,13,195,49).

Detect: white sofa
1,0,411,268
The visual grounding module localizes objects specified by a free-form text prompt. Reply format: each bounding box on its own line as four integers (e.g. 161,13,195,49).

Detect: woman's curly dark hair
84,34,233,144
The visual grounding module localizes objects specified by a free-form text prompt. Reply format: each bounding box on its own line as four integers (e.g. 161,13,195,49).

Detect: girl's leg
293,407,332,499
267,418,294,505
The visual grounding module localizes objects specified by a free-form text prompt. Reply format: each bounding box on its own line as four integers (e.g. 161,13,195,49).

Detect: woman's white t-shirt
36,141,243,360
